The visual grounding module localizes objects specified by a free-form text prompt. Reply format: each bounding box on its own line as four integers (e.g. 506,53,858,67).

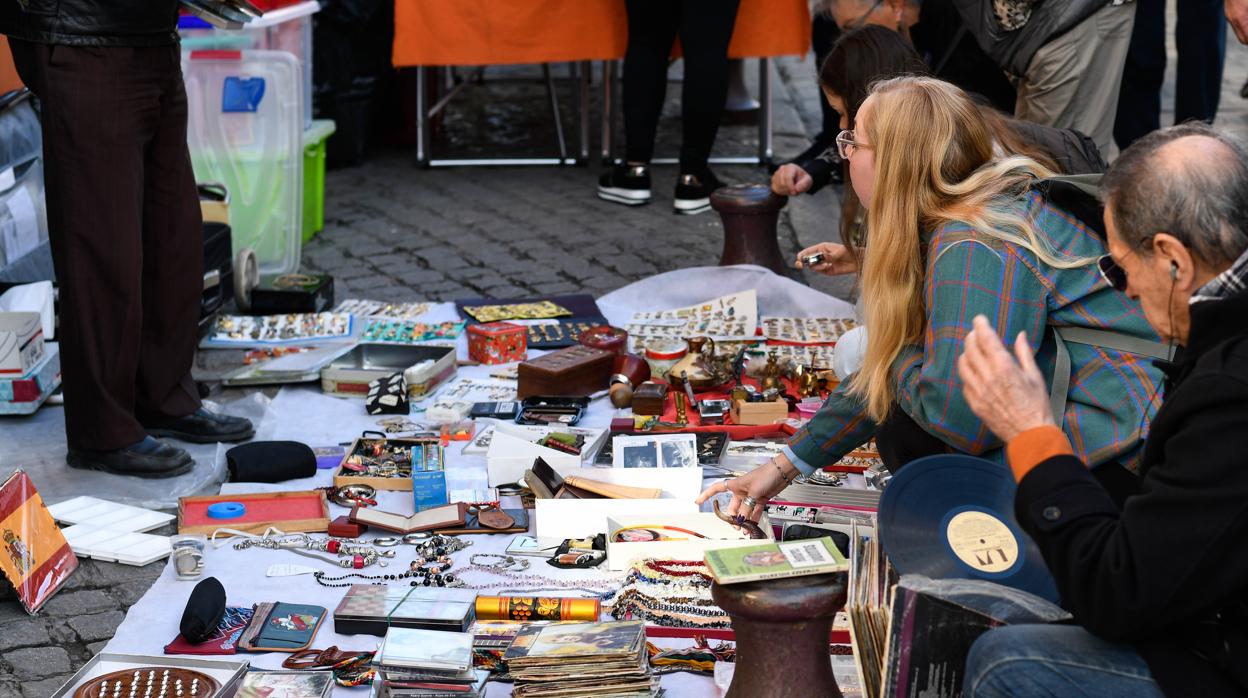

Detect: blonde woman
699,76,1166,520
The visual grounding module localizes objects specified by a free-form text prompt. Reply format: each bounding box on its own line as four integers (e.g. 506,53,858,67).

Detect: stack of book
375,628,488,698
503,621,658,697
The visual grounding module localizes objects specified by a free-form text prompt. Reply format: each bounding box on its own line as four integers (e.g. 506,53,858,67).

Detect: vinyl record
878,454,1059,603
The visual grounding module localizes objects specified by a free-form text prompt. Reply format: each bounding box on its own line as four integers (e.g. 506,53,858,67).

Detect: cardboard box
534,468,704,543
0,341,59,415
730,398,789,426
605,511,774,571
0,311,44,377
485,430,581,487
411,442,448,512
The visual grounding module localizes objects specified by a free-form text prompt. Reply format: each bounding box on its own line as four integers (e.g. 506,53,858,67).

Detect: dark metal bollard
711,572,847,698
711,184,794,278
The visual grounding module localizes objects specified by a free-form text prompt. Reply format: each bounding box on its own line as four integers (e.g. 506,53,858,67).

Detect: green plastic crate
302,119,336,242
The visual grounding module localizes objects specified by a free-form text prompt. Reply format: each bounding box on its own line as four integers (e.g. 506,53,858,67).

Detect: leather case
517,345,614,398
238,601,326,653
434,507,529,535
328,515,367,538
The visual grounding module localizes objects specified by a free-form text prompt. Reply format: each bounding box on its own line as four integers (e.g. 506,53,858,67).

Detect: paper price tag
779,540,834,568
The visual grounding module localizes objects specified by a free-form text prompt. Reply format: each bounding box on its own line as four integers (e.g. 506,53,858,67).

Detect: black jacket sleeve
1014,372,1248,642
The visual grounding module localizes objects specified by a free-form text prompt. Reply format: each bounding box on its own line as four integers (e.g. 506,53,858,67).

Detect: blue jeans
963,625,1165,698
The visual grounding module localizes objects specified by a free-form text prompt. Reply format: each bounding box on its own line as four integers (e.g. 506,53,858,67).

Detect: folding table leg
758,57,774,166
415,65,431,167
601,60,616,165
542,63,568,162
578,61,591,164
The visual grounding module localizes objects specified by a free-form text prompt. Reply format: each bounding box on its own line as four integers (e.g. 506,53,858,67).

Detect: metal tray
321,343,456,398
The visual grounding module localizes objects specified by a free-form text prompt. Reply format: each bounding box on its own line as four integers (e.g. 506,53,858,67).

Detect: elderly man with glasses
956,122,1248,696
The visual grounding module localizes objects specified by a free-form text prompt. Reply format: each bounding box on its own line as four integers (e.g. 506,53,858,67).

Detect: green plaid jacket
784,191,1164,474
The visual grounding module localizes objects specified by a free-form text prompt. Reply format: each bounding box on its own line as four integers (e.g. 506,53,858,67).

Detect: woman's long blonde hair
849,76,1091,421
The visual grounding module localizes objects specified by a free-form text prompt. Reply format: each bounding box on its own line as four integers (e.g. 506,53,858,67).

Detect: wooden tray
177,491,330,537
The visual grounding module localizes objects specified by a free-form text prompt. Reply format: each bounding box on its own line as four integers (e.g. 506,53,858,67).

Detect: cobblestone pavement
6,11,1248,693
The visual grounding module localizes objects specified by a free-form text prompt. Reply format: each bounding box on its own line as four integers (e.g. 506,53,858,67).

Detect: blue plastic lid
178,15,213,30
206,502,247,519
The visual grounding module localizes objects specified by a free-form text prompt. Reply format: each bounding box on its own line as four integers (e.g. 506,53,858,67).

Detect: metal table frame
414,61,592,167
599,57,774,167
411,57,775,168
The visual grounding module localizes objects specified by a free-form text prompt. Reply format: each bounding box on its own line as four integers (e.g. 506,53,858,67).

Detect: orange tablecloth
393,0,810,67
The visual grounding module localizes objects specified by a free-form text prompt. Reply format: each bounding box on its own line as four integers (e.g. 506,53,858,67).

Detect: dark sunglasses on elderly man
1097,254,1129,293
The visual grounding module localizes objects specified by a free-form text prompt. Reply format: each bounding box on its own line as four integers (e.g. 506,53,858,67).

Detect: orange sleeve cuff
1006,426,1074,483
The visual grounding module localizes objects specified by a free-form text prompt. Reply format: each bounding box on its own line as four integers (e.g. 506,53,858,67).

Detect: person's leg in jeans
1113,0,1165,149
622,0,680,166
1174,0,1226,124
134,46,204,425
963,625,1164,698
675,0,741,178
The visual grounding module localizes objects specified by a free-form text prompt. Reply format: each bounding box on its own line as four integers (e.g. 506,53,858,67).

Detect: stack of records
375,628,488,698
503,621,659,697
847,520,895,698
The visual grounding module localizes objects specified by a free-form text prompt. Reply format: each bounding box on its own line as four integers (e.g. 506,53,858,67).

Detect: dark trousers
876,406,1139,508
811,12,842,150
9,40,203,451
622,0,741,173
1114,0,1226,150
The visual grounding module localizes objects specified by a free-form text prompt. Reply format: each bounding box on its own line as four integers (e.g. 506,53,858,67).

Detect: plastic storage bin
183,49,303,275
0,93,48,270
179,0,318,128
302,119,335,242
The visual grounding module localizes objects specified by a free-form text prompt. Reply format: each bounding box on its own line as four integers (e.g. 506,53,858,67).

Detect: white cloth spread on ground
102,267,857,696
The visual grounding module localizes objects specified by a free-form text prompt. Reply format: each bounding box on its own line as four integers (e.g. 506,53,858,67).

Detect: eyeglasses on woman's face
835,129,871,160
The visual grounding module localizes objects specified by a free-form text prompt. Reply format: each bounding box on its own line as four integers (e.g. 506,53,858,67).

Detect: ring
742,496,758,508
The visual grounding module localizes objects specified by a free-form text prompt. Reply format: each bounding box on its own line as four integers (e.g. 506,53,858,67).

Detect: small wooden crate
177,491,330,536
730,398,789,426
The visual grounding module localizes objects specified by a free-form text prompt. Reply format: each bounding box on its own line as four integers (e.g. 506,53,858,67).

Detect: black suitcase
201,221,234,330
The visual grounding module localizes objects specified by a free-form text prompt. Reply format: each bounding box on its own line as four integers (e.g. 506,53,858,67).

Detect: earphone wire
1137,273,1180,440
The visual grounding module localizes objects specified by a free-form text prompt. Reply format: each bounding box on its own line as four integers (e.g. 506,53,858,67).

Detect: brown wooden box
730,398,789,426
517,345,614,398
631,382,669,415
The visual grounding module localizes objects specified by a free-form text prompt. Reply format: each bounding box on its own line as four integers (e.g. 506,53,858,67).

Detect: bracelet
773,460,796,484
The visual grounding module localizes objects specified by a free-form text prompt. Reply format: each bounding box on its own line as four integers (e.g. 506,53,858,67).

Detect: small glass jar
644,339,687,381
170,534,207,581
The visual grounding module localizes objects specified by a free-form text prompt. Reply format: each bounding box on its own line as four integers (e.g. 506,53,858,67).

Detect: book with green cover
704,536,849,584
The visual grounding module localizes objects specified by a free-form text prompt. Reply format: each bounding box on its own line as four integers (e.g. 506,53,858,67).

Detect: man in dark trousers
957,123,1248,697
0,1,253,477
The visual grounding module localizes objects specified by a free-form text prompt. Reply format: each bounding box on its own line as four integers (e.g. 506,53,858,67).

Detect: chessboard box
51,654,248,698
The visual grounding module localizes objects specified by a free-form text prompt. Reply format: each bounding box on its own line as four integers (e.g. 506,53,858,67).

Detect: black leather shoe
67,439,194,479
142,408,255,444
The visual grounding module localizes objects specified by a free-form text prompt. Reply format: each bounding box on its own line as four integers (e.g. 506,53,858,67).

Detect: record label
945,509,1019,574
